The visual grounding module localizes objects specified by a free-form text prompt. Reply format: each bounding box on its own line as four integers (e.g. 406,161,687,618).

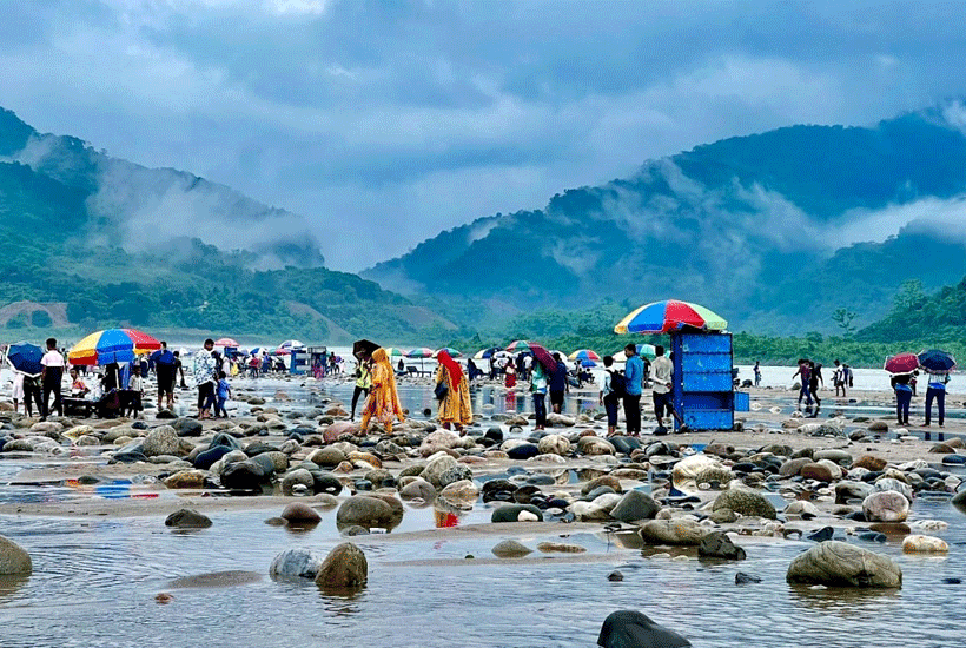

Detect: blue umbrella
6,342,43,374
918,349,956,372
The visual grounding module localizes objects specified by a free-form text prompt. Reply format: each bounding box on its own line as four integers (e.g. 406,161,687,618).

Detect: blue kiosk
670,330,735,431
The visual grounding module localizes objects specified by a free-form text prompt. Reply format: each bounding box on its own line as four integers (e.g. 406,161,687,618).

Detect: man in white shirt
650,345,674,429
40,337,65,420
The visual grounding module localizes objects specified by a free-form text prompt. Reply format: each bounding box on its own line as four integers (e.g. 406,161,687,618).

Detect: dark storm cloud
3,0,966,268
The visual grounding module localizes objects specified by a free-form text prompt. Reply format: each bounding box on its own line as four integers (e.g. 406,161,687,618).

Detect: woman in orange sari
436,351,472,434
360,348,405,435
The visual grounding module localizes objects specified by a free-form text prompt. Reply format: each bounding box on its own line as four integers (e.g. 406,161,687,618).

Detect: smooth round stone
941,455,966,465
527,474,556,485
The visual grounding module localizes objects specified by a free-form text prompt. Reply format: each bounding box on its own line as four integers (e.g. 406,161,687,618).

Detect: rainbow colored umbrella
433,348,462,358
615,300,727,334
568,349,600,362
68,329,161,366
384,347,405,357
474,348,501,360
406,348,434,358
506,340,531,352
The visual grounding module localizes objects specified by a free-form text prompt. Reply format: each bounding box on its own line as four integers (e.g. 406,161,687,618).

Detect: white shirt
41,350,65,368
651,356,673,394
128,375,144,391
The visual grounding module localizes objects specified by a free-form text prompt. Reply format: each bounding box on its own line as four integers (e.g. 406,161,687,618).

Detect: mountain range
364,107,966,336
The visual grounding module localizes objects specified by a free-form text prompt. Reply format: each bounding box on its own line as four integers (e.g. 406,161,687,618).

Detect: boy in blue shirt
216,371,232,418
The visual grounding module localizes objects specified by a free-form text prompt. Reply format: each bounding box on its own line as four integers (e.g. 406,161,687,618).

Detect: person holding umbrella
435,350,472,434
919,349,955,439
891,371,915,426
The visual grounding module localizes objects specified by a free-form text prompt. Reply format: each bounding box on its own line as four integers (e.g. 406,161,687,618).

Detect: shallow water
1,499,966,647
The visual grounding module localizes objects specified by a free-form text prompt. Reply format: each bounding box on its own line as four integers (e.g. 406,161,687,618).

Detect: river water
2,373,966,646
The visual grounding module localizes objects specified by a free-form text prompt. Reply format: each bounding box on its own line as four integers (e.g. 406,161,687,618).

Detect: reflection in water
787,584,901,616
0,574,30,601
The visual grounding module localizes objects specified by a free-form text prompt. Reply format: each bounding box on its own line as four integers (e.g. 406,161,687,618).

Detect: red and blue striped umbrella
406,348,434,358
68,329,161,366
506,340,531,352
615,300,727,334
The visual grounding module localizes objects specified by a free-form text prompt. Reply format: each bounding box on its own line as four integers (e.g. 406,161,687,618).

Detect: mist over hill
364,106,966,335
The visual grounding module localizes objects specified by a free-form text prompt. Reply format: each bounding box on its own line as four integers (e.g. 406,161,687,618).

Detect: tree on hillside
832,307,857,336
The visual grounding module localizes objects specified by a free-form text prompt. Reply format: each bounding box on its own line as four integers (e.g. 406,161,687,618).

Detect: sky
3,0,966,270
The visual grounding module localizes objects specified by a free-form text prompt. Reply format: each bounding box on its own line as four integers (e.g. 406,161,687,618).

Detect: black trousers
351,386,370,417
42,371,63,417
623,394,642,434
197,382,215,410
24,381,43,416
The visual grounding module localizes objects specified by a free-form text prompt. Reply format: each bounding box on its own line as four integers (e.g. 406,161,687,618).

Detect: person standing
651,345,674,429
504,359,517,388
923,370,951,440
600,356,622,437
360,348,405,435
807,361,822,414
891,372,912,426
753,361,761,387
530,360,548,430
153,342,177,411
623,343,643,436
435,350,472,434
22,372,43,417
548,353,568,415
216,370,232,418
193,339,217,420
350,352,372,421
126,364,144,419
11,370,24,414
792,358,811,407
40,337,65,421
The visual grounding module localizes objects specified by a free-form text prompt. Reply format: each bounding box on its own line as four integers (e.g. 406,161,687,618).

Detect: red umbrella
528,343,557,372
215,337,238,347
884,352,919,373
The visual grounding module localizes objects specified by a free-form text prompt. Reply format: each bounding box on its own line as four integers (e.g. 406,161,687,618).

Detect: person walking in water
622,343,643,436
548,353,568,415
922,369,950,440
435,350,472,434
350,351,372,421
792,358,811,407
530,360,548,430
807,361,822,415
891,372,913,426
753,361,761,387
360,348,405,436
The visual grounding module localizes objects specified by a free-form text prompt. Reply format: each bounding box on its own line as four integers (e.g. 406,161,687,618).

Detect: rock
193,445,233,470
164,509,212,529
784,501,821,517
491,504,544,523
902,535,949,553
608,570,624,582
806,527,834,542
799,461,835,483
672,454,722,481
735,572,761,584
336,496,394,527
786,541,901,588
315,543,367,590
491,540,533,557
710,508,737,524
582,475,623,495
281,502,321,524
853,455,888,471
507,443,542,459
862,491,909,522
610,490,660,522
835,480,873,504
873,477,913,502
281,468,315,493
220,460,265,490
779,457,811,478
0,535,32,575
712,490,776,519
421,453,459,488
639,520,708,545
537,434,571,455
172,418,204,437
269,548,322,579
312,473,344,495
399,480,437,501
309,447,346,468
812,449,852,464
323,422,360,443
437,465,473,489
579,436,616,456
868,421,889,432
694,467,734,486
163,470,207,489
141,426,181,457
698,532,746,560
574,494,623,521
953,490,966,512
440,480,480,501
597,610,692,648
537,542,586,553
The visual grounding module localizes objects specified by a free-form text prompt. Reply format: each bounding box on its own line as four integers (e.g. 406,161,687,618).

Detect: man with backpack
600,355,624,436
622,343,644,436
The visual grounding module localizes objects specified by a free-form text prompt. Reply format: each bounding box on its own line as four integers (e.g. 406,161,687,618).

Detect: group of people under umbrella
885,349,956,438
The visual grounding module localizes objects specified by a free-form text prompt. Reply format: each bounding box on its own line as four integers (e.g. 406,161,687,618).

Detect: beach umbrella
384,347,405,357
352,339,381,358
506,340,531,352
614,299,728,334
884,352,919,374
569,349,601,362
5,342,43,374
637,344,657,360
68,329,161,366
406,348,434,358
473,348,500,360
277,339,304,353
215,337,238,347
433,348,462,358
918,349,956,372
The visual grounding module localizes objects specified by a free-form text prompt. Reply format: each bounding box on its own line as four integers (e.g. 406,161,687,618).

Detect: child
127,365,144,419
12,371,24,414
216,370,231,418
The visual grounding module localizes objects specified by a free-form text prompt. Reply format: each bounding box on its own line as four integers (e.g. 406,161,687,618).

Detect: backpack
608,370,627,398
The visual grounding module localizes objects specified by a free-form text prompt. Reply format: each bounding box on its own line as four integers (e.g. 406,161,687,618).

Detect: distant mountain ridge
364,107,966,334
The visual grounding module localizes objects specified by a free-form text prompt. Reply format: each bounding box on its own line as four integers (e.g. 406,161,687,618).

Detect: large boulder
399,479,436,501
281,502,321,524
336,496,394,528
172,418,203,437
597,610,692,648
141,426,181,457
164,509,212,529
0,535,32,575
902,535,949,553
537,434,571,456
269,548,322,579
163,470,207,489
862,490,909,522
610,490,660,522
420,453,459,489
315,543,367,590
193,445,233,470
698,531,746,560
853,455,887,471
578,437,616,456
220,460,266,490
779,457,811,478
491,504,544,523
308,447,346,468
281,468,315,493
835,481,873,504
639,520,709,545
712,489,776,519
672,455,723,481
786,541,901,588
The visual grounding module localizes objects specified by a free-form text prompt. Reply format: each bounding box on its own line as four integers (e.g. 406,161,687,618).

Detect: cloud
3,1,966,270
